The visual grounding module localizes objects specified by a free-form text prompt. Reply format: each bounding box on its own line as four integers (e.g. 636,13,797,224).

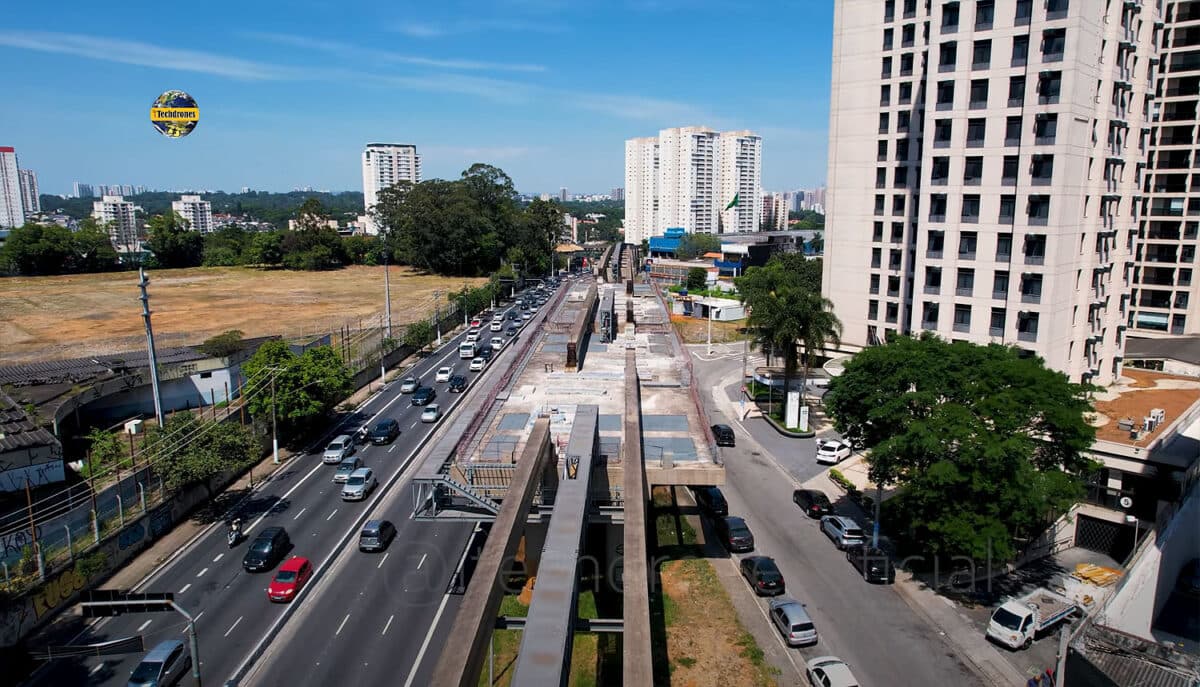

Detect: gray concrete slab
622,351,654,686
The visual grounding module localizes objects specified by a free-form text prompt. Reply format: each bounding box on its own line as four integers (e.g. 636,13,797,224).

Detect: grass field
0,266,486,363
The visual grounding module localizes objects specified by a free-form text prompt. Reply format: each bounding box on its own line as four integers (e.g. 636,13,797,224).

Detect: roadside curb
759,411,816,438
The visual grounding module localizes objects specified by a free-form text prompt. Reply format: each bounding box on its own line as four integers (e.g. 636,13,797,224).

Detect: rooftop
1125,336,1200,367
1091,369,1200,449
0,391,58,453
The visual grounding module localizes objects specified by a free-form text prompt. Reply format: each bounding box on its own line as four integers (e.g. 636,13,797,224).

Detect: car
267,556,313,602
520,312,532,322
243,526,290,572
479,346,495,361
421,403,441,423
692,486,728,516
490,336,505,350
466,329,481,343
368,418,400,445
448,374,468,392
333,457,363,483
128,640,191,687
505,325,519,337
845,545,896,584
435,366,453,383
715,516,755,553
711,424,736,447
399,377,419,394
806,656,860,687
792,489,833,518
508,311,520,320
470,317,482,327
769,598,819,646
519,302,529,311
821,515,865,550
490,320,504,331
740,555,786,596
322,435,355,464
341,468,377,501
815,439,853,465
359,519,397,552
469,357,486,371
411,386,436,406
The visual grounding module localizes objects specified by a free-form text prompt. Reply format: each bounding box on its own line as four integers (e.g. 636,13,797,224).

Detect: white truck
986,587,1080,649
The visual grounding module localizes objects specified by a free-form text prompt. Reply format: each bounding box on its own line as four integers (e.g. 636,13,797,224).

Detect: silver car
322,435,355,464
399,377,419,394
421,403,441,423
341,468,377,501
769,598,818,646
820,515,866,550
333,457,363,483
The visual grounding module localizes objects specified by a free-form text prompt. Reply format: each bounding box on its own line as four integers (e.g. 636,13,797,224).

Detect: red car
470,317,482,327
267,556,313,603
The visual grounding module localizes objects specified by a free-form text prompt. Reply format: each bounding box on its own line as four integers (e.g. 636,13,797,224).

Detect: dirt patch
670,315,747,345
1092,369,1200,446
0,266,486,363
659,559,777,687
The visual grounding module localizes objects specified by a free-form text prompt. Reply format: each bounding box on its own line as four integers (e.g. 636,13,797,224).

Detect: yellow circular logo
150,90,199,138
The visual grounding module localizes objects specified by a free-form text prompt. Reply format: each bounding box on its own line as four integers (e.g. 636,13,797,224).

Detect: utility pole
379,314,387,388
270,374,279,465
740,335,748,416
383,252,392,339
707,305,715,356
433,290,442,347
138,268,165,427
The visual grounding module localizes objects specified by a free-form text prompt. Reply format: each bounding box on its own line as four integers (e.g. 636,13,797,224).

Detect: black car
243,527,290,572
358,519,397,552
740,556,786,596
711,424,736,447
693,486,728,516
448,375,468,392
505,326,519,337
368,418,400,445
507,311,520,320
411,386,436,406
715,516,755,553
846,545,896,584
479,346,495,361
792,489,833,518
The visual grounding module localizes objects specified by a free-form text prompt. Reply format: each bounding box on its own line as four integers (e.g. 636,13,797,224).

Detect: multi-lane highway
26,283,559,687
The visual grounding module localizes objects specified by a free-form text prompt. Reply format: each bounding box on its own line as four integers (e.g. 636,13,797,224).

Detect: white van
459,341,477,359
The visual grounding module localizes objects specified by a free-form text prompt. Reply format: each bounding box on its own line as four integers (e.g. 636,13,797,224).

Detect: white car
815,439,853,465
421,403,441,423
805,656,860,687
435,366,453,383
490,336,505,350
469,357,485,371
399,377,419,394
465,329,481,343
490,320,503,332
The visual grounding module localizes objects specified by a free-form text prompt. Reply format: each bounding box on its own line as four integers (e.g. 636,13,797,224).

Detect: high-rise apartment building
92,195,139,252
761,192,790,231
826,0,1157,385
172,194,214,233
623,126,762,244
361,143,421,235
0,147,23,228
611,187,625,201
559,187,569,202
18,169,39,215
73,182,94,199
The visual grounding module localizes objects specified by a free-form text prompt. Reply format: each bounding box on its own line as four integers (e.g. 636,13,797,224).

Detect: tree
86,428,125,474
202,225,250,266
72,219,120,273
824,334,1098,562
520,199,565,275
403,320,434,350
144,412,258,493
0,223,75,275
197,330,244,358
244,231,284,266
146,211,203,268
685,267,708,291
242,341,352,442
675,232,722,261
807,231,824,254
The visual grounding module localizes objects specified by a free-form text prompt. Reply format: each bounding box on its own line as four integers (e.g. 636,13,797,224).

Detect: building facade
623,136,660,246
171,194,214,233
718,130,764,233
361,143,421,235
92,195,139,252
611,186,625,201
72,182,94,199
18,169,39,215
761,191,790,231
826,0,1159,385
0,147,23,229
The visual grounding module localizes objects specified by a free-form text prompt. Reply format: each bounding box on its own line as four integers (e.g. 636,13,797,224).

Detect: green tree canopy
685,267,708,291
242,341,352,442
146,211,203,268
143,412,258,492
202,224,250,266
675,232,722,261
197,330,245,358
824,334,1098,562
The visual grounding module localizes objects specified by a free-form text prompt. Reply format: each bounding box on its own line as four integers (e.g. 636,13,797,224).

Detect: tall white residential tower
92,195,139,252
171,195,214,233
18,169,39,215
361,143,421,235
623,137,660,246
0,147,24,228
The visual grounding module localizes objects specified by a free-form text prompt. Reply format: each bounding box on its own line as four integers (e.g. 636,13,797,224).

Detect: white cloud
242,31,547,73
568,92,717,124
392,18,567,38
422,145,538,160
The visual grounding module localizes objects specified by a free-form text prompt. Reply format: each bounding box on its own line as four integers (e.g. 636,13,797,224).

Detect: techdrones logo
150,90,200,138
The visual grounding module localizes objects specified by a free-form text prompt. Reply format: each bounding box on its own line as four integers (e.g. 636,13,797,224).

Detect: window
903,0,917,18
902,23,915,47
1008,76,1026,107
939,42,958,71
1024,233,1047,263
885,0,896,20
997,234,1013,260
1042,28,1066,62
875,194,886,215
1015,0,1032,25
1038,71,1062,104
896,139,910,160
1005,116,1022,146
872,247,882,268
1046,0,1068,20
972,40,992,69
1027,196,1050,225
1031,154,1054,185
956,268,975,296
1002,155,1019,184
999,194,1016,222
883,28,895,50
922,301,940,328
879,112,891,134
990,307,1006,335
892,194,907,215
953,304,972,332
1017,312,1039,341
877,140,889,161
869,300,879,319
898,110,911,132
1012,35,1030,66
873,221,884,242
961,197,981,223
963,156,983,185
870,274,881,294
881,84,892,106
1034,114,1058,144
888,275,901,297
894,166,909,187
882,56,893,78
959,230,978,257
975,0,994,29
925,266,943,292
891,222,905,242
931,156,950,185
936,81,955,109
899,82,913,104
930,194,948,222
1021,273,1043,302
993,271,1010,298
934,119,953,147
889,248,903,269
967,118,986,147
876,167,888,189
886,303,899,323
969,79,989,109
942,2,960,31
199,371,213,379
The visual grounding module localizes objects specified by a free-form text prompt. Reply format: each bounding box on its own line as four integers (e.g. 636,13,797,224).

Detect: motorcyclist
229,517,242,541
358,424,370,443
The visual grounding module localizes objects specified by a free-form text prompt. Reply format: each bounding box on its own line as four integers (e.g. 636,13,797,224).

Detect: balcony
926,249,944,259
1017,329,1039,342
1025,254,1046,266
921,319,939,330
924,284,941,295
953,320,971,333
1021,291,1042,304
956,286,974,297
989,326,1004,336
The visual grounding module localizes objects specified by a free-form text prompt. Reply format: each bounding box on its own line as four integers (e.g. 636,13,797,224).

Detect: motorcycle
227,521,242,547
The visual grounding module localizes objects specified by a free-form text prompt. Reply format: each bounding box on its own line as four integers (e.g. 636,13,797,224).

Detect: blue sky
0,1,833,197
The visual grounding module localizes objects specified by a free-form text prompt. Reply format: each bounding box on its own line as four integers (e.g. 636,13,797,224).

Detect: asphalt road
691,345,980,686
26,287,556,687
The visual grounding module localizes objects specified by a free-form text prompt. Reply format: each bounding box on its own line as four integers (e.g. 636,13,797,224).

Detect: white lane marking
90,662,105,675
335,613,351,636
178,583,191,595
416,553,427,570
388,445,396,453
181,611,205,633
213,553,224,563
377,552,389,569
326,509,338,521
196,567,209,578
294,507,307,520
137,619,153,632
410,421,418,430
224,616,243,637
382,615,395,636
404,526,480,687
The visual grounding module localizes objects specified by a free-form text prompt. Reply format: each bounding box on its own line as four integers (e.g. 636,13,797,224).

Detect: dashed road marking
326,509,338,521
294,507,306,520
213,553,224,563
196,568,209,578
178,583,191,595
137,620,152,632
224,616,243,637
417,553,427,570
378,553,389,569
336,613,351,636
382,615,395,636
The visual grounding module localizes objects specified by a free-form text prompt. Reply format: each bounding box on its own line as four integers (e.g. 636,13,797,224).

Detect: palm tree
794,292,842,401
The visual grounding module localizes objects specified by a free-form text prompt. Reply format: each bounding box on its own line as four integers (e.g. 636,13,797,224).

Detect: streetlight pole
383,252,392,339
707,304,714,356
270,375,279,465
138,268,165,428
433,290,442,347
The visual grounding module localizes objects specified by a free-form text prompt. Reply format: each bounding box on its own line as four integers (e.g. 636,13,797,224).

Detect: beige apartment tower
825,0,1164,384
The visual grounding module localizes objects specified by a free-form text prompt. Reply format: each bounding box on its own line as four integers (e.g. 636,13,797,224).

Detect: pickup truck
986,587,1080,649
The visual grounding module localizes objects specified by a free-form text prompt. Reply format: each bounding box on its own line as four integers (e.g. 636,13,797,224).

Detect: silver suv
820,515,865,550
128,639,191,687
322,435,355,464
341,468,377,501
333,457,363,483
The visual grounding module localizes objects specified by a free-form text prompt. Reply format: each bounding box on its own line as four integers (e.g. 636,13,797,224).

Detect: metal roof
0,347,206,387
0,391,59,452
1124,336,1200,366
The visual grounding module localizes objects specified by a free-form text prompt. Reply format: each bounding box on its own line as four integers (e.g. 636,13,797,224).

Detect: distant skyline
0,1,833,197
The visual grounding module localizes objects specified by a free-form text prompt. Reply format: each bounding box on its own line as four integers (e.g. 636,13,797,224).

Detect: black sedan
740,556,786,596
368,418,400,445
792,489,833,518
711,424,736,447
715,516,755,553
692,486,728,517
448,375,468,393
411,386,437,406
846,545,896,584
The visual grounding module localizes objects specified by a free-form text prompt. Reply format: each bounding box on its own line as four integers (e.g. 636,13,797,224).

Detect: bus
458,341,477,359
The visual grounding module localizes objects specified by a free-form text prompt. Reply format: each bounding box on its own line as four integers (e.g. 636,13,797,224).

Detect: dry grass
0,266,486,363
670,314,748,345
